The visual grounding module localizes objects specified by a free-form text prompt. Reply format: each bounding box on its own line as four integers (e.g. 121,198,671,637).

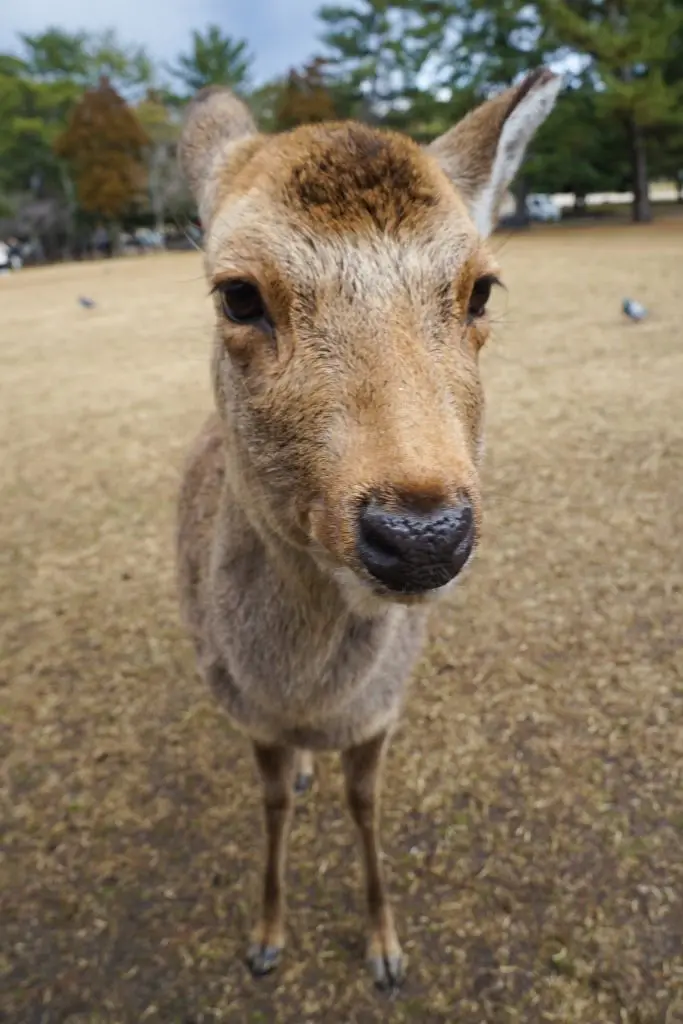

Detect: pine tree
21,27,152,96
169,26,252,96
539,0,683,221
524,80,631,207
318,0,444,118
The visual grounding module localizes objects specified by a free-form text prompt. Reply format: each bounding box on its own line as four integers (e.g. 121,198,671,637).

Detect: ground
1,223,682,1024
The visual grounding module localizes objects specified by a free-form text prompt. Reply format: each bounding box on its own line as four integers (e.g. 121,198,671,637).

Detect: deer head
180,72,561,607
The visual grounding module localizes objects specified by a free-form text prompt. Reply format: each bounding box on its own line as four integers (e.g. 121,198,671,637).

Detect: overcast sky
0,0,323,84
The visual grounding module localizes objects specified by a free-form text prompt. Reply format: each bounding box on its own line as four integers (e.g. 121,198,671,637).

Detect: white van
526,193,561,222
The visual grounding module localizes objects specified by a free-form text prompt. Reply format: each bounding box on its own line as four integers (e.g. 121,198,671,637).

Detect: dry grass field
1,223,682,1024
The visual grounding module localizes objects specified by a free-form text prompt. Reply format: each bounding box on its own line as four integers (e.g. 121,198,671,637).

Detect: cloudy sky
0,0,323,84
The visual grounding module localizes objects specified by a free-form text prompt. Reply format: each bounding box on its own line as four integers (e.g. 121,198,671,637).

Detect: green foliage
136,91,180,146
319,0,446,115
19,27,152,95
169,25,252,95
0,54,30,78
0,26,155,230
540,0,683,123
248,79,286,132
1,4,682,254
19,28,90,81
86,29,153,94
0,70,80,194
136,91,188,226
525,81,630,196
442,0,544,93
539,0,683,219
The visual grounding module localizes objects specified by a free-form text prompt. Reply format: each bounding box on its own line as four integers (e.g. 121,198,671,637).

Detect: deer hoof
246,942,283,976
293,771,313,795
368,949,404,991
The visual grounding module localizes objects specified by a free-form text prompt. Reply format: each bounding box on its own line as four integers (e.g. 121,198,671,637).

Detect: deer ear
427,69,562,237
179,86,263,225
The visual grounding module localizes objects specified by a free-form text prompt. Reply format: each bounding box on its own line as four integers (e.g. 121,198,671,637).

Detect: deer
176,68,561,989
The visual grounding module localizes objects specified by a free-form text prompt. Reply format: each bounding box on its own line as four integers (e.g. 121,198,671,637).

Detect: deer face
181,75,560,605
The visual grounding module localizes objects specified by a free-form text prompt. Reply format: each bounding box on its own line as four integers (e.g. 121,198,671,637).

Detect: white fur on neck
333,562,470,619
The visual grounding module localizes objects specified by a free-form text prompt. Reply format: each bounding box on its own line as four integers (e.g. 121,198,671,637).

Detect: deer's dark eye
468,275,498,320
217,280,268,325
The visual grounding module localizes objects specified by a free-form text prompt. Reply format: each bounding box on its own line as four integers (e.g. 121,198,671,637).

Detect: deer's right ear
427,69,562,238
179,87,262,225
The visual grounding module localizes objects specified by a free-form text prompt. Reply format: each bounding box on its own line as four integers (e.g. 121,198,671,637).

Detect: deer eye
467,275,499,320
217,280,268,325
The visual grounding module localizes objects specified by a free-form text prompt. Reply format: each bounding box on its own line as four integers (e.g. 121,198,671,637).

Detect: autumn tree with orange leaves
55,75,148,224
273,59,338,131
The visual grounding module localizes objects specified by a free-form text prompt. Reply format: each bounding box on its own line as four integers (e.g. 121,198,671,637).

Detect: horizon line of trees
2,1,683,261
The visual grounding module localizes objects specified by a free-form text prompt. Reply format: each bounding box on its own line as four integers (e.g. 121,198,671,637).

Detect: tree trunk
512,177,530,228
629,118,652,223
110,221,122,257
150,145,166,235
59,165,77,261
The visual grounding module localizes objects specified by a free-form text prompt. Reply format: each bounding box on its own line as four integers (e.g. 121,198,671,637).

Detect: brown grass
1,223,682,1024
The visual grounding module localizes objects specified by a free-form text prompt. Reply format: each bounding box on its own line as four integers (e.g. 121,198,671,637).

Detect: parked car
526,193,561,222
134,227,165,251
120,228,165,255
165,224,203,251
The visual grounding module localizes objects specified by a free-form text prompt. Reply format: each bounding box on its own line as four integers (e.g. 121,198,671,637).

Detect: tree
439,0,544,93
272,59,339,130
0,44,81,258
539,0,683,221
170,25,252,95
1,28,157,259
18,28,89,81
20,27,152,97
648,115,683,202
86,29,153,96
525,80,631,207
55,76,148,230
318,0,445,119
434,0,549,220
136,90,187,230
248,79,287,132
658,0,683,201
316,1,554,213
0,60,79,197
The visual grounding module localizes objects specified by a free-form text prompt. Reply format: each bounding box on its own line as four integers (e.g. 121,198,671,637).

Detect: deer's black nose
357,498,475,593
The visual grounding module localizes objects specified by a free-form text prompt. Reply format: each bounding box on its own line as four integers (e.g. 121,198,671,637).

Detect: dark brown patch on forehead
283,122,443,234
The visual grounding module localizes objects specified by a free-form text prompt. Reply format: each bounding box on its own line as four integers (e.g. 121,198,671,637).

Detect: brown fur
176,71,560,986
283,122,442,233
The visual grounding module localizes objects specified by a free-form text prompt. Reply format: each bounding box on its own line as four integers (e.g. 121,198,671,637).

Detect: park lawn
1,222,682,1023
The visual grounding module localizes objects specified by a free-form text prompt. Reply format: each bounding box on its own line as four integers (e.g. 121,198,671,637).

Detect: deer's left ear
427,69,562,237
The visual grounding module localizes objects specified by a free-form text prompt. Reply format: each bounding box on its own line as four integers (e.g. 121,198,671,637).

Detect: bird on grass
622,298,647,322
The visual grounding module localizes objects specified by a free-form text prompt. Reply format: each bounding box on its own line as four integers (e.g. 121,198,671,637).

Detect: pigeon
622,298,647,322
78,296,96,309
